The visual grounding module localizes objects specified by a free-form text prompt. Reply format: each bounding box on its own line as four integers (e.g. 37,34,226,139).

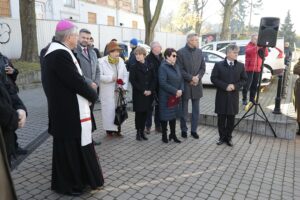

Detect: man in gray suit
75,28,100,143
177,33,206,139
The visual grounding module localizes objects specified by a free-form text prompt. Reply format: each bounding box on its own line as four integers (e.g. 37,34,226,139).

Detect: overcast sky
161,0,299,34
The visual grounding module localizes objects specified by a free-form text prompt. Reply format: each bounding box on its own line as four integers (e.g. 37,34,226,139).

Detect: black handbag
114,88,128,126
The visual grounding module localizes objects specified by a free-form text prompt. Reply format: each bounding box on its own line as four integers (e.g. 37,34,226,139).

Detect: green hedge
11,60,40,73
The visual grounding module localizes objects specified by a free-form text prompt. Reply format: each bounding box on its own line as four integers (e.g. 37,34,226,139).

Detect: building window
132,20,138,29
88,12,97,24
64,0,75,8
0,0,11,17
35,2,45,19
107,16,115,26
131,0,138,13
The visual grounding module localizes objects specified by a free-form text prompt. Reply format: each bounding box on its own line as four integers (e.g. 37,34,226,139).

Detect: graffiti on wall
0,23,11,44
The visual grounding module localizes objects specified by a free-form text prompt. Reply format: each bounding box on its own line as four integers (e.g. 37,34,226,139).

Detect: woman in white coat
99,41,128,136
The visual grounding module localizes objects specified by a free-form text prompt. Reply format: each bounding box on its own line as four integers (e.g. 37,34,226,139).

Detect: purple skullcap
56,20,75,31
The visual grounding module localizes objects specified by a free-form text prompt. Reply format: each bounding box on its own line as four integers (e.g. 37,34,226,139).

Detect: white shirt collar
227,59,234,66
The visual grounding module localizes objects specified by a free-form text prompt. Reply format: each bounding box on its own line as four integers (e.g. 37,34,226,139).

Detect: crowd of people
0,19,297,198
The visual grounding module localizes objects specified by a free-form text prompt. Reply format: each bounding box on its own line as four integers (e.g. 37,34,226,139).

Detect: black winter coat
129,61,156,112
43,45,98,139
146,51,163,93
0,81,19,165
211,59,247,115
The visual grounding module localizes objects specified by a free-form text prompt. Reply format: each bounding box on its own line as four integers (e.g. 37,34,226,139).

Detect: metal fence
0,18,187,59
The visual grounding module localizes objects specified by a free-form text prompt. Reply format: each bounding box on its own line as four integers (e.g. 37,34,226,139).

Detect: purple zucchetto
56,20,75,32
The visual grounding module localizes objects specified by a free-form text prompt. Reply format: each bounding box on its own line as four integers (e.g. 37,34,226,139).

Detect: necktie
230,62,233,67
83,47,88,57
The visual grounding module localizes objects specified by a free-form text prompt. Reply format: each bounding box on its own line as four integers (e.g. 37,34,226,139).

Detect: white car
201,50,226,85
201,50,272,86
202,39,285,73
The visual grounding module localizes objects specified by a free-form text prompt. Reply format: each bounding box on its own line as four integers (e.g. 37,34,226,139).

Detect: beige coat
0,128,17,200
293,59,300,122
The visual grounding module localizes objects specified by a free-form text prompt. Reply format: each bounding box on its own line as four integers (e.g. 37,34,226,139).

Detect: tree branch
219,0,225,7
143,0,152,26
150,0,164,30
232,0,240,7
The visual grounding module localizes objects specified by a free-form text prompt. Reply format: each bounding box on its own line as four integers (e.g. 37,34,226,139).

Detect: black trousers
242,71,260,102
145,105,160,128
161,119,176,134
135,111,148,131
217,114,235,141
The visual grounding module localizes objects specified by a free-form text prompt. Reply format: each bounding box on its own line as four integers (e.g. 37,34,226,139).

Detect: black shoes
216,138,233,147
169,134,181,143
181,131,187,138
226,140,233,147
191,132,199,139
16,147,28,155
216,139,224,145
136,130,148,141
140,131,148,140
162,132,168,143
136,131,141,141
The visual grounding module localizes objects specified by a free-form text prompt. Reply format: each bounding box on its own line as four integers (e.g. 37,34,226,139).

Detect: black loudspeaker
257,17,280,47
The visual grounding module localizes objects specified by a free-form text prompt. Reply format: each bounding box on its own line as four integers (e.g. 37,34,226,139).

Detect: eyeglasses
171,54,177,58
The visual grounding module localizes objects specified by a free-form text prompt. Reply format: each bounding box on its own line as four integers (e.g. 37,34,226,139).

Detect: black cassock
43,42,104,194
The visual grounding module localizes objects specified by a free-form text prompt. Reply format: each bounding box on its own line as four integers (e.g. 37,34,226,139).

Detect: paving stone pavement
16,87,48,148
11,109,300,200
11,70,300,199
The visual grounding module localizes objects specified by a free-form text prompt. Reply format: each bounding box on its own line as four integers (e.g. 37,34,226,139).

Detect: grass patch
11,60,40,73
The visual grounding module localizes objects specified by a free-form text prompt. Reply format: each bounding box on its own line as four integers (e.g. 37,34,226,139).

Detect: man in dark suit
211,44,247,146
74,28,100,144
177,33,206,139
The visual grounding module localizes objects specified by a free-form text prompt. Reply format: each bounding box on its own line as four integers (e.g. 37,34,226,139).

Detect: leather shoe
216,139,224,145
16,147,28,155
191,132,199,139
181,131,187,138
226,140,233,147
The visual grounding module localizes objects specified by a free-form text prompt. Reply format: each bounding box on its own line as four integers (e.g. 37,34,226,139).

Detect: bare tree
219,0,240,40
193,0,208,35
19,0,38,62
143,0,164,45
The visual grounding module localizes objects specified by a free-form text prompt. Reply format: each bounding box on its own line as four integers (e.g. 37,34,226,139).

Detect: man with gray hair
211,44,247,146
42,20,104,196
177,33,206,139
145,41,163,133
